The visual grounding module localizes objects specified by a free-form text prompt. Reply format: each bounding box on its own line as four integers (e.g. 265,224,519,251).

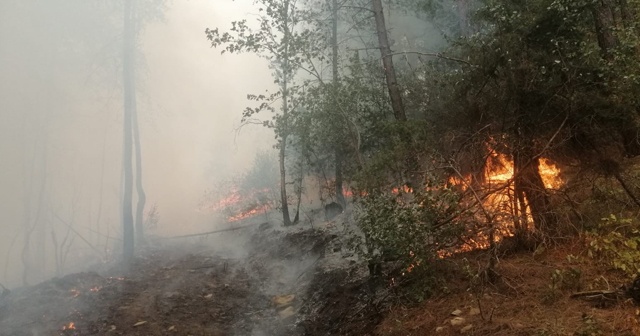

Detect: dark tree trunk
371,0,406,122
122,0,136,262
513,142,557,235
592,0,619,60
279,137,292,226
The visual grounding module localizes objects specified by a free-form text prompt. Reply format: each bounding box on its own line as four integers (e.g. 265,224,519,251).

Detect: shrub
586,214,640,278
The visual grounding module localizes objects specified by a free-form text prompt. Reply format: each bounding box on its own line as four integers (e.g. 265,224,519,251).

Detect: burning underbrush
199,186,275,223
349,145,568,290
447,150,565,253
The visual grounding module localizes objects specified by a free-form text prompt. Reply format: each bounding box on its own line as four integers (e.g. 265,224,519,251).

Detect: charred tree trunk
372,0,406,122
122,0,136,262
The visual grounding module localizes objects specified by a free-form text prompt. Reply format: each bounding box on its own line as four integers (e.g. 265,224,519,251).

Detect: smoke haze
0,0,275,287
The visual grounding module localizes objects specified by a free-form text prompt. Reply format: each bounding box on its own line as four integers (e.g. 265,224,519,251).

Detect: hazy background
0,0,275,287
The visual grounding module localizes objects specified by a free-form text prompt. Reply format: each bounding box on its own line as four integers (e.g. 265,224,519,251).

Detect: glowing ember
62,322,76,330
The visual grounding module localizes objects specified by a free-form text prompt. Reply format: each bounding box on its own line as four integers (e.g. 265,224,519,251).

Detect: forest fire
227,204,270,222
62,322,75,330
447,150,564,253
200,187,273,222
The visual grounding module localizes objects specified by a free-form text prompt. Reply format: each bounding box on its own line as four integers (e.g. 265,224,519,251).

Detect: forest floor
2,213,640,335
376,238,640,336
0,214,384,336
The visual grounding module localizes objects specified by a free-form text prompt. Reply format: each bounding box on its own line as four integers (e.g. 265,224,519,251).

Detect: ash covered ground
0,212,386,336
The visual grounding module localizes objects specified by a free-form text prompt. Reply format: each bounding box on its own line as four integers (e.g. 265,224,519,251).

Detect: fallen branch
570,290,625,306
159,222,266,239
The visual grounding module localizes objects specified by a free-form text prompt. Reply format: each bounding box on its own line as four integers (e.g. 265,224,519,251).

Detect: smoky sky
0,0,275,287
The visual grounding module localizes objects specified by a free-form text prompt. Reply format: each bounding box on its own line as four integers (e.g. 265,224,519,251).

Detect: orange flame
227,204,270,222
443,149,563,255
200,187,274,222
62,322,76,330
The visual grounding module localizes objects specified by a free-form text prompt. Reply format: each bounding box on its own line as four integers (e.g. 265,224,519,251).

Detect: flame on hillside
199,187,274,222
444,149,564,254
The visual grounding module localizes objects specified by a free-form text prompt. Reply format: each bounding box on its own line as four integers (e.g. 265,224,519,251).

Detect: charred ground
0,218,384,336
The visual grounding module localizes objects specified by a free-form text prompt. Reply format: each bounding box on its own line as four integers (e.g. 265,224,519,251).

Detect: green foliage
350,176,464,276
586,214,640,278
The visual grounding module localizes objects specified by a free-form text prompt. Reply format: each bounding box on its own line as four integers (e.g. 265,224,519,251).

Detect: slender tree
207,0,315,226
121,0,136,262
132,87,146,245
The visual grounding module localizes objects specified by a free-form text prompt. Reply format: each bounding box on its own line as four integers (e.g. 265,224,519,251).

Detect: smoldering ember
4,1,640,336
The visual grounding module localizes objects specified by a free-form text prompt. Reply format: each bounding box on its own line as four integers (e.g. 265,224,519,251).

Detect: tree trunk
126,0,146,245
279,137,292,226
513,142,557,235
331,0,346,208
371,0,406,122
335,150,346,207
293,153,304,224
122,0,136,262
279,0,293,226
132,86,146,245
592,0,619,60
